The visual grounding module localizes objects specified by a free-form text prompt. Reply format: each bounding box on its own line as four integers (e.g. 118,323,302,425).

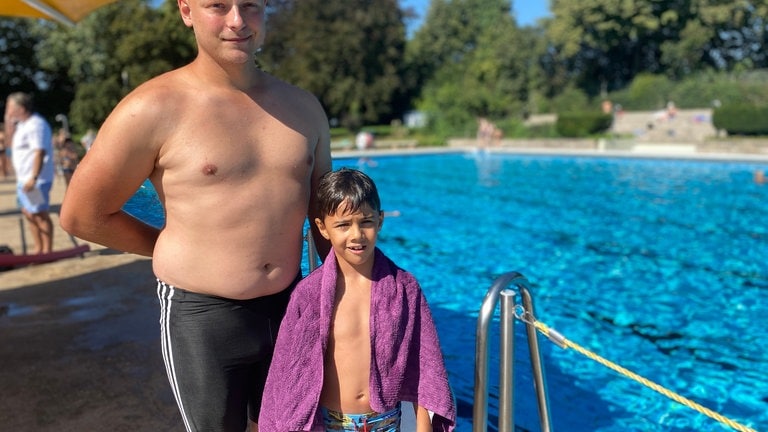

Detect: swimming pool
125,151,768,431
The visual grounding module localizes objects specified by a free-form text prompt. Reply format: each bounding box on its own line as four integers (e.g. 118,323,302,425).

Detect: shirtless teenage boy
60,1,331,431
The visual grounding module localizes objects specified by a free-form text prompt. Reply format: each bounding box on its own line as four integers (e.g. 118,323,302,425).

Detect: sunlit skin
315,202,432,431
316,202,383,280
61,0,331,298
179,0,267,70
316,202,382,416
59,1,331,429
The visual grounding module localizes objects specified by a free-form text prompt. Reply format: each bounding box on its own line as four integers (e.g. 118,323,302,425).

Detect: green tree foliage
0,19,70,121
519,25,563,114
549,85,591,113
622,73,675,110
34,0,195,133
546,0,768,97
407,0,514,91
605,70,768,110
660,1,768,75
409,0,528,137
261,0,407,130
6,0,768,141
556,111,612,137
0,19,41,93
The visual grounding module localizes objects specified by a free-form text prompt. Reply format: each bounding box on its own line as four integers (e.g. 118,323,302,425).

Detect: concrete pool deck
0,143,766,431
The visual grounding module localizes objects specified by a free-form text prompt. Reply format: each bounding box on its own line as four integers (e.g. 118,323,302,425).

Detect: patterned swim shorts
321,403,402,431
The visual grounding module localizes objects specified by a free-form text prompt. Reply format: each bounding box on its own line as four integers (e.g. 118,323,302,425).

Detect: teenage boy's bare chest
163,115,313,181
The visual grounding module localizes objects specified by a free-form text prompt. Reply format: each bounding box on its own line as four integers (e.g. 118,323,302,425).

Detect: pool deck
335,139,768,162
4,140,766,277
0,143,767,431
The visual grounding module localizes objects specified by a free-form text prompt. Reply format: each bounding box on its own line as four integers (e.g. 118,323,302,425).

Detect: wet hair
316,168,381,217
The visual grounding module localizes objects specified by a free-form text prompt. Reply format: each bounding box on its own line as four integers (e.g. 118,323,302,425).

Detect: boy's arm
414,404,432,432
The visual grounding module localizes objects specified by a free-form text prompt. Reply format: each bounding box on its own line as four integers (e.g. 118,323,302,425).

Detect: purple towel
259,248,456,432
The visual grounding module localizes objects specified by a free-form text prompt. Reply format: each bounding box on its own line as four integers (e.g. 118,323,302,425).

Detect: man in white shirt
5,92,55,254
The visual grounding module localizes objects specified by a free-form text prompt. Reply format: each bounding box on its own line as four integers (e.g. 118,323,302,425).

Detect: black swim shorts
156,274,300,432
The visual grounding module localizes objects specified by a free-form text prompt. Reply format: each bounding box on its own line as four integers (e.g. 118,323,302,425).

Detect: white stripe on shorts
157,279,193,432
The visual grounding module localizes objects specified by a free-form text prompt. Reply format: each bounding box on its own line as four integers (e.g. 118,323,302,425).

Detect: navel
202,163,218,176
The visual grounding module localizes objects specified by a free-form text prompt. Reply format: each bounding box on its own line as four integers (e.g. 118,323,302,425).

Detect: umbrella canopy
0,0,119,26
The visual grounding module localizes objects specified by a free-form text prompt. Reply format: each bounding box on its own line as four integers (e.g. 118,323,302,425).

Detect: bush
555,112,613,137
330,127,352,139
362,125,393,136
524,122,559,138
607,74,672,111
607,71,768,111
550,86,590,112
712,105,768,136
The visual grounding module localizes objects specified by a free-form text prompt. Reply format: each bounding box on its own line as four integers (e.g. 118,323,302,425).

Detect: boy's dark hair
316,168,381,216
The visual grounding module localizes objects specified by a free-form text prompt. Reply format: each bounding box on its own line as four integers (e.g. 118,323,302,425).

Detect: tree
546,0,768,96
661,1,768,76
35,0,195,133
406,0,512,92
0,19,41,94
518,25,569,114
262,0,407,130
408,0,529,136
0,18,69,121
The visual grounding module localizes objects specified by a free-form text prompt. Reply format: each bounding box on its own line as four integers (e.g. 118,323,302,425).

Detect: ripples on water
126,152,768,432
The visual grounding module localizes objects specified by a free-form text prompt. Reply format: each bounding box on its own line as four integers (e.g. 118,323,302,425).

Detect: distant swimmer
357,157,378,167
754,170,767,185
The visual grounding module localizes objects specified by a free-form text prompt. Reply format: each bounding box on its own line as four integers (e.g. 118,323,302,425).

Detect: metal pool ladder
473,271,553,432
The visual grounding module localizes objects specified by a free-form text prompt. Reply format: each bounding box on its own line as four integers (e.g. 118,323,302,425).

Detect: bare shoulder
256,72,330,153
93,67,201,158
108,68,192,131
263,72,318,101
261,73,326,118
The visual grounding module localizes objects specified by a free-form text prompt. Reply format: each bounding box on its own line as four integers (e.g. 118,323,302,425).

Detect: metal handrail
520,282,553,432
473,272,553,432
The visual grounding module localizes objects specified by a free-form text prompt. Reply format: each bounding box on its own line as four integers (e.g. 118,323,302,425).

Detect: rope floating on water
527,318,757,432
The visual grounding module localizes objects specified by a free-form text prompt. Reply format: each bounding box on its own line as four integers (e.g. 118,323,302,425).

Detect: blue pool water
125,152,768,432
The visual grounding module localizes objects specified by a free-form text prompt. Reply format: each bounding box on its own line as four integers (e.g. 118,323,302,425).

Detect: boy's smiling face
316,200,383,272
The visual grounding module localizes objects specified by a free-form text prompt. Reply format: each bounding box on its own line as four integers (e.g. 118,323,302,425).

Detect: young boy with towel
259,168,456,431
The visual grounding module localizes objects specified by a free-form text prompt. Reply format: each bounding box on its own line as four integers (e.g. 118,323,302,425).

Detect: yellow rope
532,320,757,432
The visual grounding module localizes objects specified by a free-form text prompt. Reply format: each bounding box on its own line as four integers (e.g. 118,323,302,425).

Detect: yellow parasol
0,0,119,26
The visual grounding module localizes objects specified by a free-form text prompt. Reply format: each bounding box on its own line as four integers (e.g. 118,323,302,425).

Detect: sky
401,0,551,32
148,0,550,33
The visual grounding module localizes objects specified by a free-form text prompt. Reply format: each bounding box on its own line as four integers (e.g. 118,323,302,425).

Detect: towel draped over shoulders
259,248,456,432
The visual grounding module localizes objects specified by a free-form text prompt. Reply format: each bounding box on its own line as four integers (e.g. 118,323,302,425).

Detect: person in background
52,127,70,180
79,128,96,152
259,168,456,432
476,117,492,148
754,170,767,185
59,0,332,431
4,92,56,254
57,136,80,187
0,123,12,179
